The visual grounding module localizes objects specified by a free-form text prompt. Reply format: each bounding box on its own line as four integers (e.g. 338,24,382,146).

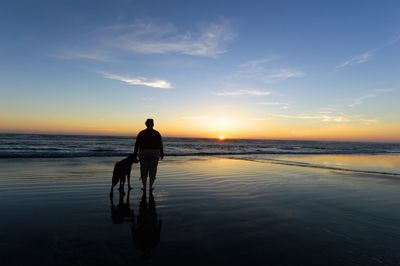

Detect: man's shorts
139,149,160,179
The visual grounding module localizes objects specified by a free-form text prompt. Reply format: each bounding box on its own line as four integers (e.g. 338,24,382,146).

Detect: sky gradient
1,0,400,141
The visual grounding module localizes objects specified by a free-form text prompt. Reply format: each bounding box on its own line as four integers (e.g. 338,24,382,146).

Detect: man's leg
140,161,149,190
149,158,159,190
127,170,132,190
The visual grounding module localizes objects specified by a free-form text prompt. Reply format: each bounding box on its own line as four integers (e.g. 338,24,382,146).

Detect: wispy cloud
50,49,113,62
257,102,290,109
141,97,155,101
348,93,376,107
251,117,273,121
180,116,215,120
389,33,400,44
54,18,233,60
234,56,305,83
316,107,337,114
277,114,352,122
101,72,172,89
213,89,271,96
118,18,234,57
238,56,276,70
336,31,400,69
336,51,373,69
179,116,240,129
349,88,397,107
276,113,378,124
263,69,305,82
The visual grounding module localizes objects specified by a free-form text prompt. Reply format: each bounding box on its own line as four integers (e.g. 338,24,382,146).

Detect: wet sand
1,155,400,265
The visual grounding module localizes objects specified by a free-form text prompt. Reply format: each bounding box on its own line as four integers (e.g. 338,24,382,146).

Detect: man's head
145,118,154,128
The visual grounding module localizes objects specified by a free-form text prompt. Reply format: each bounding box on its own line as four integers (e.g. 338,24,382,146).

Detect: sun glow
219,135,225,141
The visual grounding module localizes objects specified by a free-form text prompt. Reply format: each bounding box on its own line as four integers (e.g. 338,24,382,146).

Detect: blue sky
1,0,400,140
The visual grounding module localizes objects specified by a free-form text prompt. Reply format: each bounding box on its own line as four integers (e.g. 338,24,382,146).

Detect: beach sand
1,155,400,265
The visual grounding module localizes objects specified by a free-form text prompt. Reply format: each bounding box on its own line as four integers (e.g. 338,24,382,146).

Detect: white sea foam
1,134,399,158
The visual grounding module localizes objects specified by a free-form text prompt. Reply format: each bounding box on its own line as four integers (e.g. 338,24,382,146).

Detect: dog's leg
110,175,116,195
122,175,126,191
110,183,115,195
118,177,124,193
128,169,132,190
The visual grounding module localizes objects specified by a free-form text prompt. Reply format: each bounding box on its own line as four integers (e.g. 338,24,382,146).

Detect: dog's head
127,154,139,164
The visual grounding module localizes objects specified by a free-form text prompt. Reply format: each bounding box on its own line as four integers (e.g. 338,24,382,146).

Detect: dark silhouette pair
110,118,164,195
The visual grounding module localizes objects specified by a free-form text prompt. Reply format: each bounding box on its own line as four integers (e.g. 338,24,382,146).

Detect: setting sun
219,135,225,141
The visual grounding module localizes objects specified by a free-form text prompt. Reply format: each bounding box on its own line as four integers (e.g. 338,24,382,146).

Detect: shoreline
1,153,399,175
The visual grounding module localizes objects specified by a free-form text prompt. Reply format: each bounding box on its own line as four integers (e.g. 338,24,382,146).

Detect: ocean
1,134,400,265
1,133,399,158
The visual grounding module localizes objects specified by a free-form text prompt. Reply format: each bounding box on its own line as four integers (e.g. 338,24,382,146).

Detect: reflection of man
133,119,164,191
131,190,162,258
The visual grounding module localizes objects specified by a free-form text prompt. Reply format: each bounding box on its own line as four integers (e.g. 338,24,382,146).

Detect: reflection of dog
110,189,134,224
110,155,138,195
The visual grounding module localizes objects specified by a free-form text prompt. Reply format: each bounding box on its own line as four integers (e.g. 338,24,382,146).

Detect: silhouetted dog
110,154,138,195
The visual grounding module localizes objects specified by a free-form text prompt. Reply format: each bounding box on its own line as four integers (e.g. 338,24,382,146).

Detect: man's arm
133,133,141,159
159,132,164,160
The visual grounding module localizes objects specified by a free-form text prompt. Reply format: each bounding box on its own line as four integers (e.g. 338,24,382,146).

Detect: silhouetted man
133,119,164,191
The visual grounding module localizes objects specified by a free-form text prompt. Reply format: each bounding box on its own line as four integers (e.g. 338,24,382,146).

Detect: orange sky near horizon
1,114,400,142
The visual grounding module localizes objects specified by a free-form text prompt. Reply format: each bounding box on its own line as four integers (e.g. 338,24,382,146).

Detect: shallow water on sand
1,156,400,265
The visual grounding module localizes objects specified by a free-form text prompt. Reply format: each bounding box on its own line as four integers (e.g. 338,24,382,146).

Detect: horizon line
1,131,399,144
